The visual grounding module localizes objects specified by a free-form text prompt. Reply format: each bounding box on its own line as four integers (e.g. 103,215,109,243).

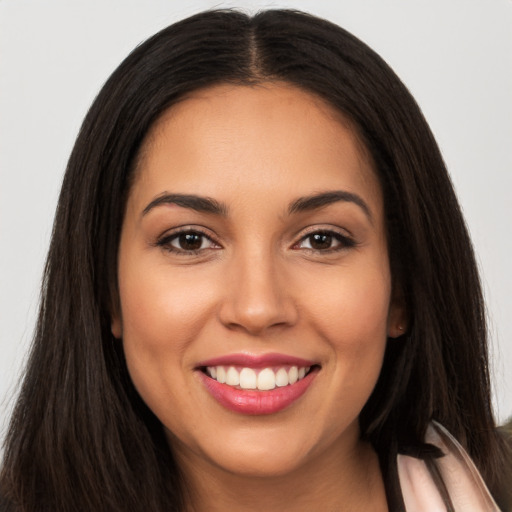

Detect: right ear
109,289,123,339
111,307,123,339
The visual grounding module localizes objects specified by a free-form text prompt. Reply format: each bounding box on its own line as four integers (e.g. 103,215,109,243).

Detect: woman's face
113,83,404,478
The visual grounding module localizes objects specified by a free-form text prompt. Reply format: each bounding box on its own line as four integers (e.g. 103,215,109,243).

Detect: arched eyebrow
142,190,372,222
288,190,373,222
142,193,228,216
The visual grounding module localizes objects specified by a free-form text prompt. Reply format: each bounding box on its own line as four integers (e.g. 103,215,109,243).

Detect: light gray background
1,0,511,448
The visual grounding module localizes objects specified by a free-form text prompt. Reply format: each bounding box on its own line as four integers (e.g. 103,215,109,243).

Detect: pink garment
397,422,500,511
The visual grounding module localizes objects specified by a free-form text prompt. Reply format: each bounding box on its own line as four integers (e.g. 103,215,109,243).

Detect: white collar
397,422,500,511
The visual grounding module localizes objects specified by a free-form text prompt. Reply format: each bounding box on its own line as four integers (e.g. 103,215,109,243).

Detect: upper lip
196,352,318,369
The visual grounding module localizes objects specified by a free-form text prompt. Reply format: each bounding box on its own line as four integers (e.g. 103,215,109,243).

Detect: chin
170,423,316,479
210,443,311,478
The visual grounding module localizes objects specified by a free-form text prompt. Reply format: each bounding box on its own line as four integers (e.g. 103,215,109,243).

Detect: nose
218,250,298,336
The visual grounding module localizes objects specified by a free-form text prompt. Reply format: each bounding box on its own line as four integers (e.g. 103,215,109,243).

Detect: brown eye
157,229,219,253
309,233,334,250
175,232,204,251
295,230,355,252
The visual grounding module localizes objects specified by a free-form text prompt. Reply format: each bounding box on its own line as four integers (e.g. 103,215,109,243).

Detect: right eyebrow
142,193,228,217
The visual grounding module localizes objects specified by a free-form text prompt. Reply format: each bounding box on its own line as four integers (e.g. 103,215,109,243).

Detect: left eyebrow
288,190,373,223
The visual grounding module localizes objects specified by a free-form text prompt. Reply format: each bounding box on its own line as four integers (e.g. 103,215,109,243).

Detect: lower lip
198,369,317,415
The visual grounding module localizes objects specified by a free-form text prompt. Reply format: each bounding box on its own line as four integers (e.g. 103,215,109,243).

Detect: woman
1,9,510,511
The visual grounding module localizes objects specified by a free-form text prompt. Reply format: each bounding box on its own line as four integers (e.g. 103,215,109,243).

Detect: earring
388,324,406,339
390,325,405,338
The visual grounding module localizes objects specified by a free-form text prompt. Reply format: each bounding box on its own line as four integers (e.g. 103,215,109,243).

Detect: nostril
217,272,299,334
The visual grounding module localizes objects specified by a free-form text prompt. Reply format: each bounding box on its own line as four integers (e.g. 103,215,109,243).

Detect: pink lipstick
196,353,319,415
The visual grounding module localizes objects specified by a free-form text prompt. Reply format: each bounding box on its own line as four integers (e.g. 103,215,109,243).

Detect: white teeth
226,366,240,386
275,368,289,387
240,368,257,389
206,365,312,390
257,368,276,390
216,366,226,384
288,366,298,385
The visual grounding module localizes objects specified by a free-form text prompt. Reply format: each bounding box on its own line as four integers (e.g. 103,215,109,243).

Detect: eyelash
293,229,356,253
155,227,356,255
156,228,220,255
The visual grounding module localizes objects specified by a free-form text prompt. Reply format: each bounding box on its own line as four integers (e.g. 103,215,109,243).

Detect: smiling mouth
197,357,320,415
201,365,318,391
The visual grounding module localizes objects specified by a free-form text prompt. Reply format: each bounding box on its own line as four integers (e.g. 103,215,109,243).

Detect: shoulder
397,422,501,511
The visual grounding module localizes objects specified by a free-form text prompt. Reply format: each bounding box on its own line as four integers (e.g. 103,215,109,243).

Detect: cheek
309,269,391,344
116,261,217,404
119,261,216,347
303,266,391,411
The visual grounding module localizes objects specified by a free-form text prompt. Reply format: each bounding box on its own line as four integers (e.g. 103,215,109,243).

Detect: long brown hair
1,9,510,511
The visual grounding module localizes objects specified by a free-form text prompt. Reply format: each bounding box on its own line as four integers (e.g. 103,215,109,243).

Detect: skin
112,82,405,511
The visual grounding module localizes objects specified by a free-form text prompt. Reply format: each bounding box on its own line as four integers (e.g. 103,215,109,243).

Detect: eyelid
295,224,354,239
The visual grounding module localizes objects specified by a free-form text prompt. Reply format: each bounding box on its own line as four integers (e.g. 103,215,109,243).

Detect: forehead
130,82,382,213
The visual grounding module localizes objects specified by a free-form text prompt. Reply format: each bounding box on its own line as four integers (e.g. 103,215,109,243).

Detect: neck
175,435,388,512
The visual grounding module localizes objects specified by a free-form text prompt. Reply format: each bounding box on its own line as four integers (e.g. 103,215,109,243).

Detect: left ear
387,286,408,338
